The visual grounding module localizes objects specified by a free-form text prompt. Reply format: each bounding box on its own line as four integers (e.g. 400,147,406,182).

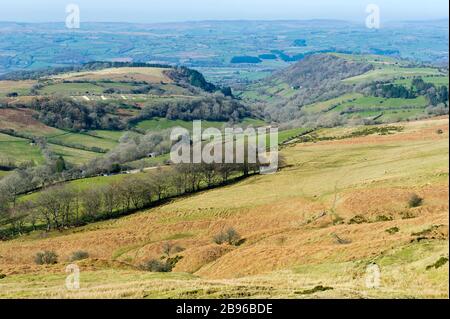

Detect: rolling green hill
240,53,448,124
1,53,447,181
0,64,261,183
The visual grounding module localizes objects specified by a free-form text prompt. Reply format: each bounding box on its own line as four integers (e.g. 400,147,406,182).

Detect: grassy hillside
240,53,448,124
343,66,443,84
52,67,173,84
0,64,257,171
15,124,310,203
239,54,373,102
0,117,447,298
0,108,122,166
332,96,429,121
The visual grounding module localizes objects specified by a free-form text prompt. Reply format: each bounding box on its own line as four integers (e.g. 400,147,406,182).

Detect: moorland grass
0,117,448,299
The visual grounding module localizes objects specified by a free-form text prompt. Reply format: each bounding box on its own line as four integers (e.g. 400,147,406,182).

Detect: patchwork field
47,144,103,166
52,67,173,84
0,117,447,299
302,93,364,114
40,83,106,95
329,96,430,121
395,76,449,88
0,108,121,166
238,53,448,126
46,132,119,152
342,66,444,84
0,80,36,97
330,53,446,85
333,96,428,111
0,108,61,136
0,133,44,165
135,117,266,132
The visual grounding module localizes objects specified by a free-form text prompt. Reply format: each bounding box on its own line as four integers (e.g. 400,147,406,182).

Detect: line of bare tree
0,160,271,239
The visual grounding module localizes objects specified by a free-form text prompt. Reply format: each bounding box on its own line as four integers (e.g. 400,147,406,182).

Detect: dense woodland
165,66,219,93
370,78,449,105
5,93,249,132
230,56,263,64
26,97,125,131
131,95,250,124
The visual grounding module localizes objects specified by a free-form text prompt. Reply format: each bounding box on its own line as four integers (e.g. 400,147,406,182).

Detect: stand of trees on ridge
5,94,249,132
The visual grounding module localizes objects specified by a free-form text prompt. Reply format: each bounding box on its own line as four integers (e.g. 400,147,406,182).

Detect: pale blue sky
0,0,448,23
